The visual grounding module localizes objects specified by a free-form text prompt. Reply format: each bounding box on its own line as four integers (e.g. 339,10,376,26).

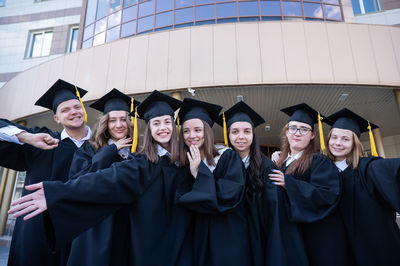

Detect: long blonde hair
89,112,132,151
327,130,365,169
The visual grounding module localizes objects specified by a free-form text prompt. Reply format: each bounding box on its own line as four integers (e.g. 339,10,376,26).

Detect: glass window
121,20,137,37
95,17,107,34
93,32,106,46
303,2,322,18
82,38,93,49
68,27,79,53
305,0,322,2
123,4,138,22
216,2,236,18
363,0,380,13
108,10,122,28
106,26,121,42
156,0,173,12
156,11,173,28
28,30,53,58
175,7,194,24
196,0,214,4
351,0,361,14
196,4,215,21
137,15,154,32
96,0,109,19
123,0,138,7
85,0,97,26
238,1,259,17
282,1,302,16
323,0,339,4
110,0,122,11
83,23,95,40
324,4,342,20
175,0,193,9
260,1,281,16
138,0,154,17
0,0,5,7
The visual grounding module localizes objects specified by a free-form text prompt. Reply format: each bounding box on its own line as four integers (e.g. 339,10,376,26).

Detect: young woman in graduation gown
220,101,308,266
325,108,400,266
9,90,194,266
175,98,248,266
270,103,350,266
66,89,139,266
0,79,90,266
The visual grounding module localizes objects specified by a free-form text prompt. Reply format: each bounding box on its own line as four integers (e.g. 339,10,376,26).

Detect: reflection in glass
82,38,93,49
305,0,322,2
121,20,137,37
122,4,138,23
196,0,214,4
157,0,173,12
85,0,97,26
351,0,361,14
217,2,236,18
137,15,154,32
124,0,138,7
175,7,194,24
110,0,122,11
139,0,154,17
93,32,106,46
363,0,380,13
324,4,342,20
303,2,323,18
96,0,109,19
83,24,95,40
95,17,107,34
106,26,121,42
282,1,302,16
69,28,79,52
323,0,339,4
31,33,43,57
260,1,281,16
108,11,122,28
196,4,215,21
156,11,173,28
238,1,259,17
175,0,194,9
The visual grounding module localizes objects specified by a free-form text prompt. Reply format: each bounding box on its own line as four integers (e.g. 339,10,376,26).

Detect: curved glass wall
82,0,344,49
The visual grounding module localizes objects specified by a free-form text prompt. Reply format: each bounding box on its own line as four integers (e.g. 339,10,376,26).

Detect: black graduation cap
90,88,140,115
216,101,265,129
280,103,322,128
178,98,222,127
136,90,181,123
35,79,87,113
325,108,379,137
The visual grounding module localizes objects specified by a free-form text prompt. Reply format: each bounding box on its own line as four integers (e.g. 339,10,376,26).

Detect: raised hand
271,151,281,163
17,131,59,150
269,169,286,189
187,144,202,178
114,137,132,150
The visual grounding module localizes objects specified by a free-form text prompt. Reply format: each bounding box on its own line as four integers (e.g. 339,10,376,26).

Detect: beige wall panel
87,43,112,98
125,35,148,94
47,56,66,87
213,24,238,85
190,26,213,87
13,67,39,119
326,23,357,83
168,28,191,89
107,38,130,93
236,23,262,84
281,23,311,82
146,31,169,91
0,77,22,119
391,27,400,76
258,22,287,82
73,47,95,98
30,62,51,115
62,50,79,85
348,24,379,84
304,23,334,83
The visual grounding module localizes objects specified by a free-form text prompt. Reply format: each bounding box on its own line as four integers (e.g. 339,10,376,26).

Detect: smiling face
149,115,173,148
229,121,253,158
182,118,205,149
54,99,85,129
328,128,354,161
285,121,315,154
107,110,129,141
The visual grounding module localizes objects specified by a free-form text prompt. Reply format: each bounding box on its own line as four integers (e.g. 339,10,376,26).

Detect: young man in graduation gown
0,79,90,266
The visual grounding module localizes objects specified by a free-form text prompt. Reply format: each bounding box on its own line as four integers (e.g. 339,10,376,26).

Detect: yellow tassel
223,112,229,148
75,85,87,123
368,120,378,157
176,115,181,142
131,106,139,153
130,97,134,126
318,112,325,152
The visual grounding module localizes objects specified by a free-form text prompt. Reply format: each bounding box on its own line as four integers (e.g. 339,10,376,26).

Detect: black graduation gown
246,157,309,266
0,119,78,266
42,153,194,266
176,148,248,266
282,153,350,266
66,142,130,266
338,156,400,266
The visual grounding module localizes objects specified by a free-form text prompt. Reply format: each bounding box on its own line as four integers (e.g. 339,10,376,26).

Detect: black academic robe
338,156,400,266
42,153,194,266
66,142,130,266
246,157,309,266
176,148,248,266
282,153,351,266
0,119,78,266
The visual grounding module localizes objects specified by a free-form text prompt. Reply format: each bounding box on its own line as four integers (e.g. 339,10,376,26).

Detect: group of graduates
1,78,400,266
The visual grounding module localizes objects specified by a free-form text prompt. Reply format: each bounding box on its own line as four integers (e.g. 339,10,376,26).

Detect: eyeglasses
287,126,312,136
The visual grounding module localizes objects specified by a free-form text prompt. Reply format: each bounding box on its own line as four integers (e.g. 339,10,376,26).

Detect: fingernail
272,182,275,184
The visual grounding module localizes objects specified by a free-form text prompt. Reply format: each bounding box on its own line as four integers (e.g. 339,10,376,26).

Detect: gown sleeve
176,148,246,213
284,154,340,222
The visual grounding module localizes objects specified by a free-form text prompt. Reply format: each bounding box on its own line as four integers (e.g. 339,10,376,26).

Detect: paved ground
0,236,10,266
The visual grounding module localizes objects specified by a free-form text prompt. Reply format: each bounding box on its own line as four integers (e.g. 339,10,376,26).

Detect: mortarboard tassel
318,112,325,152
223,112,229,148
176,115,181,141
75,85,87,123
368,120,378,157
131,105,139,153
